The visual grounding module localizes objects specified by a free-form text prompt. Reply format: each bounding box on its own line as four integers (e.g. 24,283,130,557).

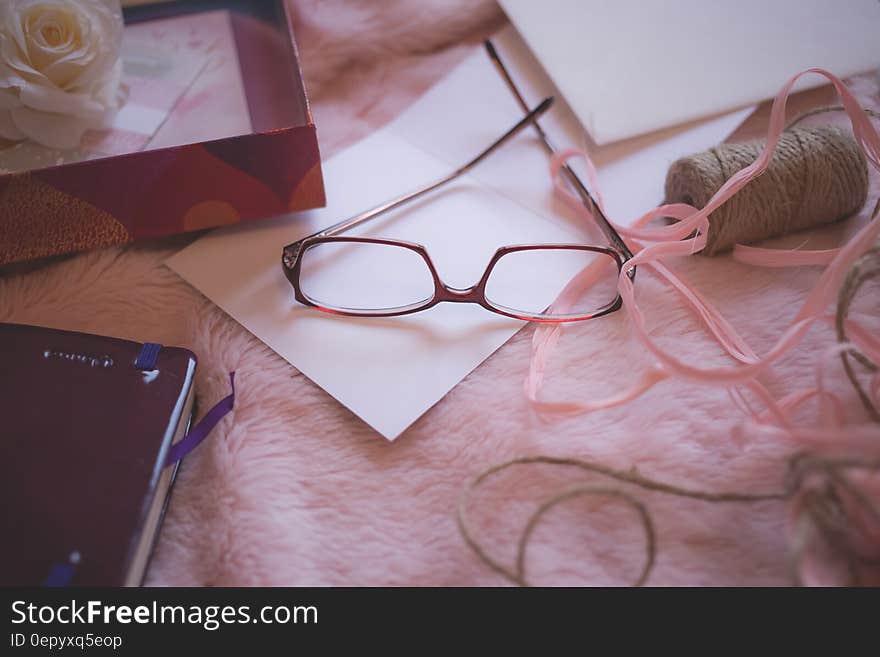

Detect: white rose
0,0,125,150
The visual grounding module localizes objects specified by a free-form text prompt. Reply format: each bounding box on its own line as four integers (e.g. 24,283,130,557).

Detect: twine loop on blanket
458,453,880,586
664,126,868,255
835,238,880,422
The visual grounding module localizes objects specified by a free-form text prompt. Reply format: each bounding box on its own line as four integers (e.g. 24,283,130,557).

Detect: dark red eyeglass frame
283,236,624,322
282,40,635,324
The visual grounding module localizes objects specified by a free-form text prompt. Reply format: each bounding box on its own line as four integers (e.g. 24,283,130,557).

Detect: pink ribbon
527,68,880,452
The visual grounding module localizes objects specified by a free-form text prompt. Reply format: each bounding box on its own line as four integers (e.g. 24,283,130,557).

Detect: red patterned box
0,0,325,266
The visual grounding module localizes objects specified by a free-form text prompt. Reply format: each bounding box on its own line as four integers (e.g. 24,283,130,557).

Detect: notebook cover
0,323,197,586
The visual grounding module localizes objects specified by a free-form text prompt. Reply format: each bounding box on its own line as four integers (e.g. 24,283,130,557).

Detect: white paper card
167,28,752,440
499,0,880,144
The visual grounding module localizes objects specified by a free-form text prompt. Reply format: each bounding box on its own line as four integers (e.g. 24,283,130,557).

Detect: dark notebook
0,323,196,586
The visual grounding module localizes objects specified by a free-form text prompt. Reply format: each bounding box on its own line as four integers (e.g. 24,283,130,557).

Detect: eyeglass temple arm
484,40,634,268
283,96,555,260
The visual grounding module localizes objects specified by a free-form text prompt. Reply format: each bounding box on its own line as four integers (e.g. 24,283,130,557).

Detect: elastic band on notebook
135,342,163,370
165,372,236,466
42,555,78,587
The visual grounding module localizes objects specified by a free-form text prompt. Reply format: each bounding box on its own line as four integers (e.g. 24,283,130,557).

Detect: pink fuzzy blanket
2,1,878,586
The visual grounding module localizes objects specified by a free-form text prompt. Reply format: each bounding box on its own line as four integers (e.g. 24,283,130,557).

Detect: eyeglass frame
284,236,624,322
282,40,634,323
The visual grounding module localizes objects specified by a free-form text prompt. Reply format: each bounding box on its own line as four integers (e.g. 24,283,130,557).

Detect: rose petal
19,81,106,121
10,105,89,150
0,57,26,88
0,109,26,140
67,14,119,91
27,18,70,71
43,54,92,90
3,4,30,59
0,89,21,110
0,33,45,84
31,12,76,54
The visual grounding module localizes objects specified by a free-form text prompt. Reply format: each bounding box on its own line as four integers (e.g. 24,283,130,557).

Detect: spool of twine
664,126,868,256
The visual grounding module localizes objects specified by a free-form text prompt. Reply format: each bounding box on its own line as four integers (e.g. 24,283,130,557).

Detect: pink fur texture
1,1,878,586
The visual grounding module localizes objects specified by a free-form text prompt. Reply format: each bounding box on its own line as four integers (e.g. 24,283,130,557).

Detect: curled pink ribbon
527,68,880,452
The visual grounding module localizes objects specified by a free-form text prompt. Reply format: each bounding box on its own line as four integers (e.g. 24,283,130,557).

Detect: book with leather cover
0,323,197,586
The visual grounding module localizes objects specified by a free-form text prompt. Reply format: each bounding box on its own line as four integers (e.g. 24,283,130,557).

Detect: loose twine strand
456,455,784,587
458,104,880,587
786,105,880,131
457,452,880,587
836,242,880,421
780,106,880,421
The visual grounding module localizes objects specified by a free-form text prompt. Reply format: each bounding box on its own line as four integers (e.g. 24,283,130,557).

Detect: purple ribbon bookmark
134,342,162,370
166,372,236,466
42,562,77,587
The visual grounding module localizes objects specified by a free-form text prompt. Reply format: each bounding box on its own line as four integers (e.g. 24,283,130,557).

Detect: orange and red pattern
0,125,324,266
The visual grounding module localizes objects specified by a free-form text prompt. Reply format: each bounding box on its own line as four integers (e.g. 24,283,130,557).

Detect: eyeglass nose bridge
435,283,485,305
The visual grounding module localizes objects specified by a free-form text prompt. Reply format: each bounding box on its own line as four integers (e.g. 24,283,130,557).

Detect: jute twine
458,209,880,585
457,453,880,587
836,222,880,421
664,125,869,255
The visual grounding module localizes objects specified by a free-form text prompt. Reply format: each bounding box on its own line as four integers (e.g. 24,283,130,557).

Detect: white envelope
166,28,751,440
500,0,880,144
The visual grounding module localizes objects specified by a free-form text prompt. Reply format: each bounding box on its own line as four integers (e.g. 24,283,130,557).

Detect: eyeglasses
282,41,634,323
